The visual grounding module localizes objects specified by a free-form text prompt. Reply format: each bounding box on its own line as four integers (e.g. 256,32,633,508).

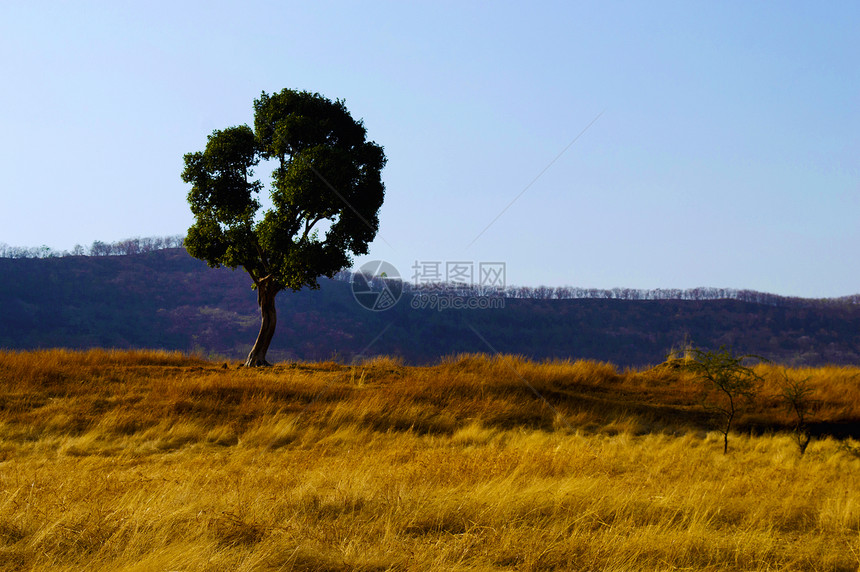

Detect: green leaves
685,347,765,453
183,125,261,225
687,347,763,400
182,88,386,293
254,90,365,159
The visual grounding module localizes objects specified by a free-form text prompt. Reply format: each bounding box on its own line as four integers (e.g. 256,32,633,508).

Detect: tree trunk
245,281,277,367
722,408,734,454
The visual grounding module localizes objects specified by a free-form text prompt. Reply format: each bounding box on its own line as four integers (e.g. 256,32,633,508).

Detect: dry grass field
0,349,859,571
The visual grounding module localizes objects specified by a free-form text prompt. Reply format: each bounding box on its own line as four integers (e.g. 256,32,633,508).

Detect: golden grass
0,350,859,570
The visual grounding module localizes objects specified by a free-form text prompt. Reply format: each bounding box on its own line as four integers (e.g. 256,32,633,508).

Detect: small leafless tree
779,369,816,455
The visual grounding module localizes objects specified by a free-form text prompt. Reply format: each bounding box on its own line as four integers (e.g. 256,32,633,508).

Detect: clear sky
1,1,857,298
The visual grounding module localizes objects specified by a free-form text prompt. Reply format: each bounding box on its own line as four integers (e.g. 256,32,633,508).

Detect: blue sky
1,1,857,297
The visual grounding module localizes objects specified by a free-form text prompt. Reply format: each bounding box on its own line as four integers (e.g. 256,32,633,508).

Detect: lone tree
182,89,386,366
686,347,764,454
778,368,816,455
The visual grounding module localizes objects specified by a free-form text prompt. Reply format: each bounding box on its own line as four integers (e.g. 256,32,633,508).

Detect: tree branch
301,214,325,242
254,240,272,276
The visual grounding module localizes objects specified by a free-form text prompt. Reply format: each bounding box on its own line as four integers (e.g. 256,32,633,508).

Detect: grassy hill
2,249,860,366
0,349,859,570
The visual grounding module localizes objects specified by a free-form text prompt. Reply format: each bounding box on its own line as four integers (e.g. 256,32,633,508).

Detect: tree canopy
182,89,386,366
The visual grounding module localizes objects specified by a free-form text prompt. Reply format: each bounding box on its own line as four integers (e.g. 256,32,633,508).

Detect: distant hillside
1,248,859,366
